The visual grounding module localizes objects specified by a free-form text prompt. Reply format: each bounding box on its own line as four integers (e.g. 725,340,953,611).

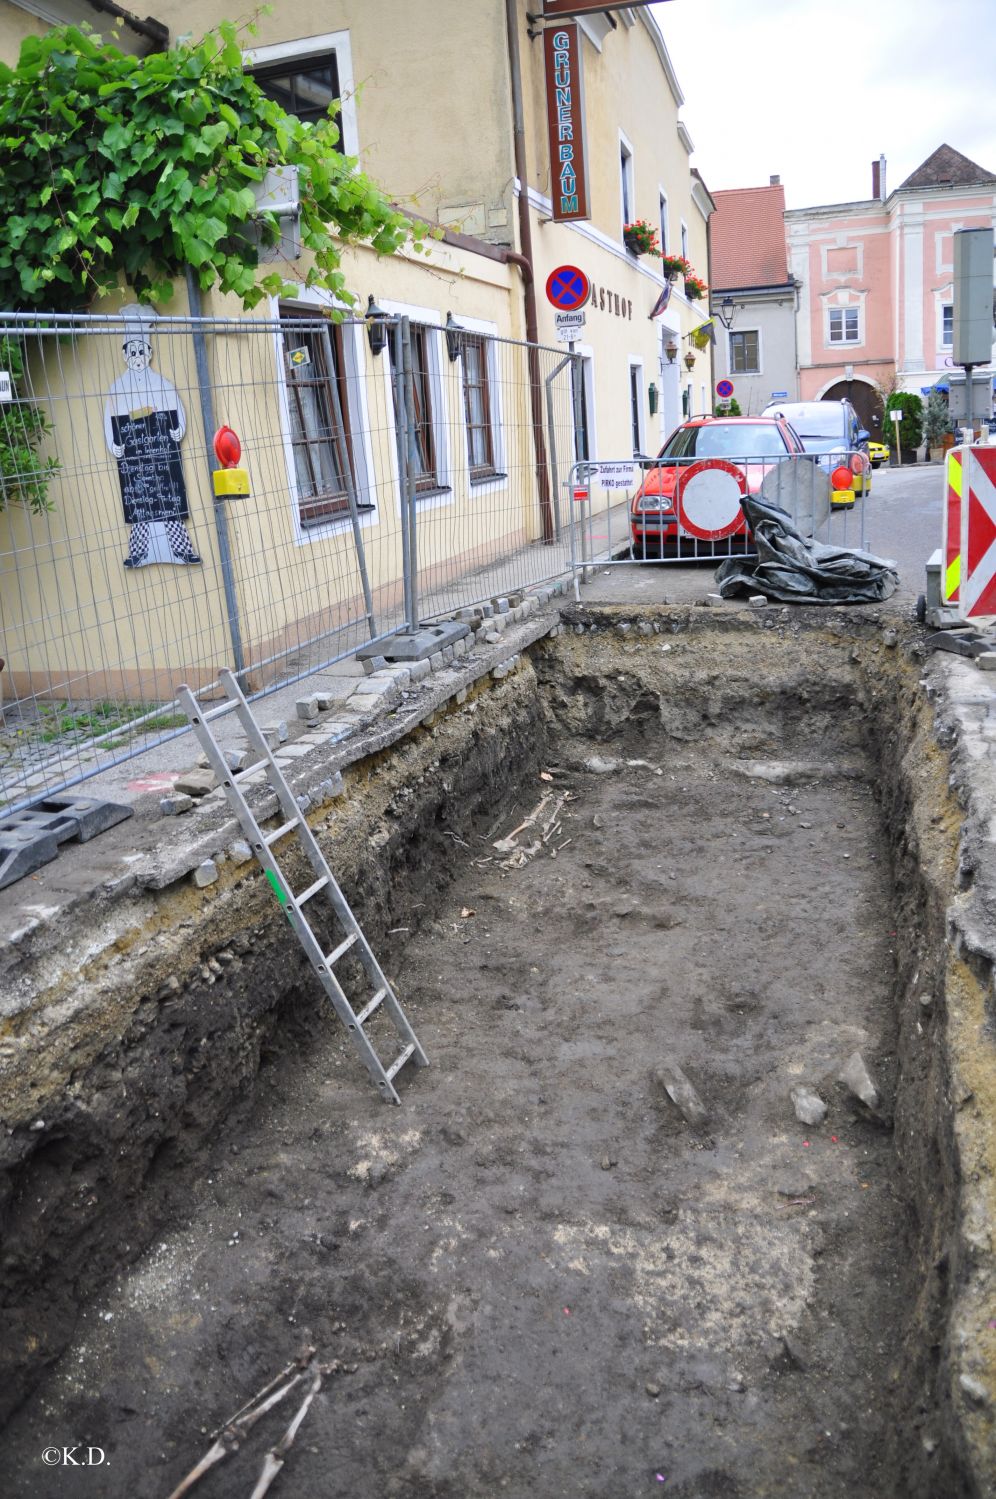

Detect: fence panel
0,311,403,813
0,312,581,814
396,320,578,623
570,449,869,568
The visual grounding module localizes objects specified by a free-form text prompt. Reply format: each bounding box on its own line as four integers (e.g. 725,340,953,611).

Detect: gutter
504,0,554,543
86,0,168,49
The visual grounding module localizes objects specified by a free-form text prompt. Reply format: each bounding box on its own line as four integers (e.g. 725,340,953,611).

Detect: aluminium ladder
178,669,428,1104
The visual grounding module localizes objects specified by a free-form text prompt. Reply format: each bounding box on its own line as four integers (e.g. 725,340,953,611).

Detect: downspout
505,0,555,543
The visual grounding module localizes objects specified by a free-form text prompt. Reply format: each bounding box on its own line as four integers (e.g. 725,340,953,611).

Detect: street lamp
715,295,737,332
444,311,463,363
365,295,389,357
664,337,678,365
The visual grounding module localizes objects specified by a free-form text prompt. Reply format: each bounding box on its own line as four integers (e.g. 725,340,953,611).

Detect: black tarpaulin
714,495,899,605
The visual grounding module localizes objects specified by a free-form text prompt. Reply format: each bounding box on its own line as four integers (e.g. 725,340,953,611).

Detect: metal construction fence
568,448,869,570
0,310,578,812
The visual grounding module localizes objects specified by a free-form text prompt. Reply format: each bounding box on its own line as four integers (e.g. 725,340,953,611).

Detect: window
620,138,634,232
461,335,495,478
390,324,440,493
942,304,953,347
729,330,760,375
280,309,358,527
680,221,688,260
828,307,860,344
658,192,669,255
254,50,341,128
629,363,644,455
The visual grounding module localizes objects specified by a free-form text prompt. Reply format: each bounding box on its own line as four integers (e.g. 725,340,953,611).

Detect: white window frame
828,306,861,345
728,327,762,376
658,189,669,256
619,130,635,237
271,290,377,547
628,357,645,457
245,31,359,158
377,297,452,514
680,219,689,260
940,299,954,349
453,313,508,495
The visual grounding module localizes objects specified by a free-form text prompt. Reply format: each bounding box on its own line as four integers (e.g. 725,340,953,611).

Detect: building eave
636,5,684,109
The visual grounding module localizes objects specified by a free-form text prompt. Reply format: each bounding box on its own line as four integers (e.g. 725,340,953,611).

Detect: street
862,460,944,602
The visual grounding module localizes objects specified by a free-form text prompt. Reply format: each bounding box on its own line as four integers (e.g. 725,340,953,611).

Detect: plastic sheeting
715,495,899,605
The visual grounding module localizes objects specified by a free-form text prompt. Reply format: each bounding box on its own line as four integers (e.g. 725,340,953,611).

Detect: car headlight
635,494,675,513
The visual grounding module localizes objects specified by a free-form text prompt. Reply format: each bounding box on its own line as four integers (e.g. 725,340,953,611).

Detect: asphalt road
585,459,945,611
862,459,943,601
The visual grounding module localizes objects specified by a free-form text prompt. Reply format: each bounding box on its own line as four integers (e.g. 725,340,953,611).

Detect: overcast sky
652,0,996,208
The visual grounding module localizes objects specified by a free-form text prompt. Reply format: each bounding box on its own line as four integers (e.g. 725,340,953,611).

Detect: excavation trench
0,609,984,1498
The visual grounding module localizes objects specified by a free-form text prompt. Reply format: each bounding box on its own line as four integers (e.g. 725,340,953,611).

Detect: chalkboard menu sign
112,408,188,524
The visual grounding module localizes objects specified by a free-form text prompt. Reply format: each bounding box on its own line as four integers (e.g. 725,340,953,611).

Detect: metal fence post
185,270,246,679
317,321,378,641
389,318,417,634
400,316,421,632
545,351,573,540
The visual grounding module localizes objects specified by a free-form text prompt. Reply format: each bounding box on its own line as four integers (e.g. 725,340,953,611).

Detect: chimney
872,155,887,200
769,174,780,186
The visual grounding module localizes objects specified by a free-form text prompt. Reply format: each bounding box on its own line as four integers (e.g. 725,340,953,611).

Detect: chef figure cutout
104,305,200,567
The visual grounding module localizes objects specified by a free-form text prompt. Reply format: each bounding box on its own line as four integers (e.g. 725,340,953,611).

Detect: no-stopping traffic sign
545,264,590,312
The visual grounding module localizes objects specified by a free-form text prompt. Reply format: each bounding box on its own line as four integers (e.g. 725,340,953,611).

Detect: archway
821,378,883,435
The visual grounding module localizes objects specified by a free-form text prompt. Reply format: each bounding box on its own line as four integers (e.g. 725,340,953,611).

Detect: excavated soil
0,615,969,1498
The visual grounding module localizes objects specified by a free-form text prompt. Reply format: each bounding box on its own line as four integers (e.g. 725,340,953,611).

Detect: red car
630,416,806,555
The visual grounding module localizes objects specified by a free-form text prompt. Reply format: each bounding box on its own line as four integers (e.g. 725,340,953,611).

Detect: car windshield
787,409,844,438
659,423,790,460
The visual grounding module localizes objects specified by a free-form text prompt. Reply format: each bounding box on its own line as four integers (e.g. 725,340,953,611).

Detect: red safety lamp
212,425,250,497
214,425,242,468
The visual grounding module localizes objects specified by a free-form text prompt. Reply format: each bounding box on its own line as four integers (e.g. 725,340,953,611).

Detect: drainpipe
505,0,555,543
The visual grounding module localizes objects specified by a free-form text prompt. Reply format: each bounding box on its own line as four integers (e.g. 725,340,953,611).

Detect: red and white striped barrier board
943,448,963,603
957,446,996,619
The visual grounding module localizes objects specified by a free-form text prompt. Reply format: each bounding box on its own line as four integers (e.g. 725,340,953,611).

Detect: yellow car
866,440,890,467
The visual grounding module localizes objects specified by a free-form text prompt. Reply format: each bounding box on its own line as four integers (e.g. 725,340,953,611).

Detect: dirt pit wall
0,604,993,1497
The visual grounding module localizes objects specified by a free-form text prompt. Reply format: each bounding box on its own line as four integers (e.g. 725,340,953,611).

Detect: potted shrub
684,272,707,302
922,389,950,462
623,220,661,257
885,391,923,464
660,253,692,281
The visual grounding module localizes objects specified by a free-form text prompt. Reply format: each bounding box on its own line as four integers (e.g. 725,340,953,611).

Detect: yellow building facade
0,0,712,717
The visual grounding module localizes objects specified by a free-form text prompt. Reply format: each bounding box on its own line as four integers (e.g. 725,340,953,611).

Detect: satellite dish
759,458,831,536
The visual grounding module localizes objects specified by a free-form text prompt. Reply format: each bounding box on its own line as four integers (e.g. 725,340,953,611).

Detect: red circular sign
545,265,590,312
716,378,735,400
677,459,748,541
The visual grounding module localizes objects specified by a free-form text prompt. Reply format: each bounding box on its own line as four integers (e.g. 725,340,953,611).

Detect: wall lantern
664,337,679,365
445,311,463,363
365,295,389,357
648,382,658,417
683,351,696,371
715,295,737,332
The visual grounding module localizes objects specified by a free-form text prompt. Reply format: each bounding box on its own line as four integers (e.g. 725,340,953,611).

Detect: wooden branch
247,1368,323,1499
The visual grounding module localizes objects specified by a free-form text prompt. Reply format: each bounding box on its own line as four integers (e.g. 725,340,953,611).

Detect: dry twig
247,1366,324,1499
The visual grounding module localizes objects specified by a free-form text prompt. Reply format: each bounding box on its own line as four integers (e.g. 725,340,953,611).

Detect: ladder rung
201,699,241,724
385,1043,416,1082
232,759,268,783
296,875,329,905
324,932,358,967
264,818,298,846
355,987,387,1027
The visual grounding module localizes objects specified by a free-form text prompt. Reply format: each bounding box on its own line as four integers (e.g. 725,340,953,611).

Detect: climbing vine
0,21,428,311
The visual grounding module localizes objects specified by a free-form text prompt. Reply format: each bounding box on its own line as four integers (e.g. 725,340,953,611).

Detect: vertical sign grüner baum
544,24,589,223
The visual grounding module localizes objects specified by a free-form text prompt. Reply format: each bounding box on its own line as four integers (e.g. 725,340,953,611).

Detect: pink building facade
785,147,996,434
